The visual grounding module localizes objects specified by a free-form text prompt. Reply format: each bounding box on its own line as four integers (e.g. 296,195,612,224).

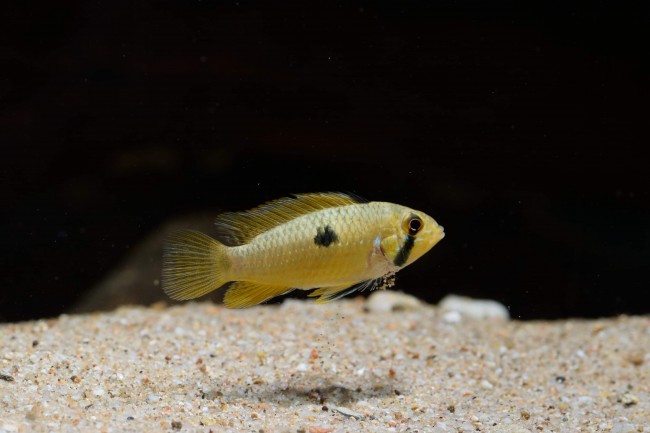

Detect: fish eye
403,214,423,236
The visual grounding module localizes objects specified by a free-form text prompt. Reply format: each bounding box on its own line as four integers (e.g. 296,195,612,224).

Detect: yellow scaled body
162,192,444,308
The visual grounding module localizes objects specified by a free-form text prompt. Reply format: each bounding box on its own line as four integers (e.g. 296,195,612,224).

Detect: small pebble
442,310,462,323
0,421,21,432
610,422,636,433
331,406,364,419
71,391,86,401
619,392,638,406
439,294,509,320
200,388,222,400
492,426,533,433
364,291,422,313
171,420,182,430
577,396,593,405
308,427,333,433
25,402,42,421
625,351,644,366
480,380,494,389
0,374,15,382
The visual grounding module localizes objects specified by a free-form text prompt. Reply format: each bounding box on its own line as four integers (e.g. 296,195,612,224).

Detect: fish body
162,192,444,308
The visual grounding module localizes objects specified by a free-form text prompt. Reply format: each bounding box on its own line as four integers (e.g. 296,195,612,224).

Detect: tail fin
162,230,230,300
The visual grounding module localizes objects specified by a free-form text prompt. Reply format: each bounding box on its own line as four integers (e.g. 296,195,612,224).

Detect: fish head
380,204,445,268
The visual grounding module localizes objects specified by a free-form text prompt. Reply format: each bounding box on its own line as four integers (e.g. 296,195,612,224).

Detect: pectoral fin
309,279,380,304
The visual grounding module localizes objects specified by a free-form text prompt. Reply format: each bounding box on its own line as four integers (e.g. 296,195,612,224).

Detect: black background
2,1,648,322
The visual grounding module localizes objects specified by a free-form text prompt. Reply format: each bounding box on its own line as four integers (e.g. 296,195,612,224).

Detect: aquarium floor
1,298,648,432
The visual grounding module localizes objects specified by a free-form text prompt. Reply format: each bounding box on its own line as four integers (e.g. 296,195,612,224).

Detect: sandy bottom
1,298,648,432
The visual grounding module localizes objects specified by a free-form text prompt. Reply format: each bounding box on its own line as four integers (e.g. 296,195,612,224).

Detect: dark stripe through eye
393,235,415,267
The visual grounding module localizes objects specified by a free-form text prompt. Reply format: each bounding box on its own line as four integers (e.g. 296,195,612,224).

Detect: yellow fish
162,192,444,308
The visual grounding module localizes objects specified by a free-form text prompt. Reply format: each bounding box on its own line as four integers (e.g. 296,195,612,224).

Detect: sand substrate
1,297,648,432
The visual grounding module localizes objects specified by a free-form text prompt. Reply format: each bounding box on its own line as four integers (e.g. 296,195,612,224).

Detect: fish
162,192,444,308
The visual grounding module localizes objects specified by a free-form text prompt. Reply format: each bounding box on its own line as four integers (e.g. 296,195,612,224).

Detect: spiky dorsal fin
215,192,366,246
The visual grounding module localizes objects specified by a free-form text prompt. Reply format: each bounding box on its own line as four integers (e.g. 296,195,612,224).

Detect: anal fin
223,281,293,308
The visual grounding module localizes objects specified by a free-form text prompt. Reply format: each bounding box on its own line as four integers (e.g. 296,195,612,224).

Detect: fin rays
223,281,294,308
309,278,380,304
162,230,230,300
215,192,362,246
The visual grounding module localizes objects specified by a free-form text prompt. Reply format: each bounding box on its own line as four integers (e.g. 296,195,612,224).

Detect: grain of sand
1,297,648,432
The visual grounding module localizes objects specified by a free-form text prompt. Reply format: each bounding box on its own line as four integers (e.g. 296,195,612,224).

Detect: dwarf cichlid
162,192,444,308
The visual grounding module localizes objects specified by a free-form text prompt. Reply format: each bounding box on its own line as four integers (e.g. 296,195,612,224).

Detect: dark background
2,1,648,322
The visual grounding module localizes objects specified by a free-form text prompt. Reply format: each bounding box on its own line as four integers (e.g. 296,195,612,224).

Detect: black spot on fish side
314,225,338,247
393,235,415,267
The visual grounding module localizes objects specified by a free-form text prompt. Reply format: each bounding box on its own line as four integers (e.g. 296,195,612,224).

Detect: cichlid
162,192,444,308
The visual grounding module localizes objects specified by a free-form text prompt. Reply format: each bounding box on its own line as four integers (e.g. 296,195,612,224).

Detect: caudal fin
162,230,230,300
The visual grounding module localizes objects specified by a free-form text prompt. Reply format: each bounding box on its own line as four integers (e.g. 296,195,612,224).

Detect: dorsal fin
215,192,365,246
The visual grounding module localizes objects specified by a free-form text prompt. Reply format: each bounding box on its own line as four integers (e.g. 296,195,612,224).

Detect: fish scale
232,207,364,286
162,192,444,308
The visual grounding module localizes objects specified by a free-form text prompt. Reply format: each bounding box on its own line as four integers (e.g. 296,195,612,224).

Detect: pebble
619,392,639,407
0,421,21,432
442,310,462,323
610,423,636,433
331,406,364,419
577,396,593,405
480,380,494,389
364,291,422,313
438,294,509,320
492,426,533,433
308,427,333,433
0,374,14,382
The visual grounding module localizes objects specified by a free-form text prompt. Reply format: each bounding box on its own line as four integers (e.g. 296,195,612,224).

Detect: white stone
610,423,636,433
365,291,422,313
439,295,509,320
442,310,462,323
332,406,364,419
491,425,533,433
